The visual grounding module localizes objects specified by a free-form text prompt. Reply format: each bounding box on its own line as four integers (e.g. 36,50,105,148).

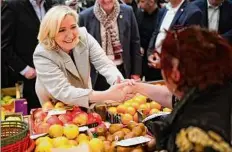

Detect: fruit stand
1,80,171,152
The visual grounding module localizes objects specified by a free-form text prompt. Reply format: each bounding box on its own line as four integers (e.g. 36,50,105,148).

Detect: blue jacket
79,4,142,84
147,0,203,57
192,0,232,44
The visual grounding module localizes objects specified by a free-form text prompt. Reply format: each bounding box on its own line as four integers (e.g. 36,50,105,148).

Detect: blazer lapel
202,0,209,28
22,0,40,26
117,7,124,45
72,42,89,87
170,1,187,27
58,50,82,81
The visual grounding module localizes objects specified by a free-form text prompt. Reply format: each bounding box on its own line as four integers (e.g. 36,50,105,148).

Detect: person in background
1,0,57,111
137,0,162,81
33,5,134,108
79,0,142,91
130,26,232,151
147,0,203,70
192,0,232,44
120,0,138,15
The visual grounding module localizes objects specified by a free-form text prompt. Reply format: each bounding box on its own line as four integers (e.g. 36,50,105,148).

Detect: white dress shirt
207,0,220,31
155,0,185,53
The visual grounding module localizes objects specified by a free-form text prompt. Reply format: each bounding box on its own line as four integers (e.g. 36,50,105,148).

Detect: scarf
94,1,123,59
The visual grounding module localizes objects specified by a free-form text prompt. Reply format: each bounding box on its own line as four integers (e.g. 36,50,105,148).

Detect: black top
137,8,159,51
154,82,232,151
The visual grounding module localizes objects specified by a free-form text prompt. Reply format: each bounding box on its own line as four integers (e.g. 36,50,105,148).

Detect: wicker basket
1,121,29,147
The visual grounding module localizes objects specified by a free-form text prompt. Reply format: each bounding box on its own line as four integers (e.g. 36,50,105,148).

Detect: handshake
105,79,142,103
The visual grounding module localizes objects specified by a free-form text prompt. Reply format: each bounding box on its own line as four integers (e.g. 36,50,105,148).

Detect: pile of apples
33,101,102,134
107,94,172,124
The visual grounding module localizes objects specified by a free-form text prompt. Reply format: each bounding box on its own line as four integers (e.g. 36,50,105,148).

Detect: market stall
1,80,171,152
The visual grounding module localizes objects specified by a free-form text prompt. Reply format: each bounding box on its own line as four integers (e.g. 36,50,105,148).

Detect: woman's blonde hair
38,5,79,51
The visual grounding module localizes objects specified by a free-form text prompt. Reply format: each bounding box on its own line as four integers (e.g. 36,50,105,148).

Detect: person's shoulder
191,0,205,6
185,1,202,13
79,6,94,16
3,0,23,9
120,3,133,12
34,44,48,54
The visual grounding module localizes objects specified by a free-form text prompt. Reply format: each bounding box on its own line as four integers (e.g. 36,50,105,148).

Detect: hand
107,82,135,102
140,47,145,56
148,52,161,69
131,75,141,82
24,67,36,79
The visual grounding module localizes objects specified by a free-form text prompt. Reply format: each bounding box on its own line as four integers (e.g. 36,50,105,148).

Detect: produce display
32,101,102,134
1,81,172,152
1,95,15,113
107,94,172,124
34,121,156,152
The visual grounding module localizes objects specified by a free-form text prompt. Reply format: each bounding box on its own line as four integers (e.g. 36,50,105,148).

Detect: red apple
35,122,50,134
72,106,82,112
45,115,63,126
72,112,88,126
87,113,96,125
92,112,102,124
58,114,72,124
33,109,47,120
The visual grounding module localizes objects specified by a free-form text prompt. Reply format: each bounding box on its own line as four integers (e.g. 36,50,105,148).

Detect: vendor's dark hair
161,25,232,92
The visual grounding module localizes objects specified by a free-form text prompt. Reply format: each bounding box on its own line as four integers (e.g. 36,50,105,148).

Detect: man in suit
147,0,203,69
79,0,142,91
192,0,232,44
1,0,56,111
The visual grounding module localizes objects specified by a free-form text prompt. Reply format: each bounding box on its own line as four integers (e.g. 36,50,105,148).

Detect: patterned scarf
94,1,123,59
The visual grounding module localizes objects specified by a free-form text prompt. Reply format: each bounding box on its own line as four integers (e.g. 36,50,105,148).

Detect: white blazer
33,27,123,108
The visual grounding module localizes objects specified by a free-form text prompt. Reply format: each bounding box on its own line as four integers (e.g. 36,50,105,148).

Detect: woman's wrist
89,90,108,103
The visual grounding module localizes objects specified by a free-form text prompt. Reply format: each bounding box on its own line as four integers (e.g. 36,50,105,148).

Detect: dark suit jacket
147,0,203,57
79,4,142,83
1,0,54,109
1,0,54,73
192,0,232,44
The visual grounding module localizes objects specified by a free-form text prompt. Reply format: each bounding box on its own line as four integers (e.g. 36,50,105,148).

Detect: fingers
24,68,36,79
116,76,122,84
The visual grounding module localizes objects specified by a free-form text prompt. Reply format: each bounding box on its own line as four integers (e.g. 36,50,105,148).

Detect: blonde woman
33,5,133,108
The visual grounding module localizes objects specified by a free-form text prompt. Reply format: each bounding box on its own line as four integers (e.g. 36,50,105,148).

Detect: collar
166,0,185,12
29,0,45,6
207,0,223,9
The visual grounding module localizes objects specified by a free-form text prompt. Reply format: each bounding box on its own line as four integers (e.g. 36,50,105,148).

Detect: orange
150,101,162,110
121,113,133,125
133,113,138,122
126,106,136,116
133,95,147,105
131,102,139,110
116,104,127,114
138,104,150,115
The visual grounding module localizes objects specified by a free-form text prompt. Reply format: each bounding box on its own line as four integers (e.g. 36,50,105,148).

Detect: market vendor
130,26,232,151
33,5,134,108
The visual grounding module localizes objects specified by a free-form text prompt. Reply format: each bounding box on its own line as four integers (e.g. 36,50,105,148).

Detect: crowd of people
1,0,232,151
